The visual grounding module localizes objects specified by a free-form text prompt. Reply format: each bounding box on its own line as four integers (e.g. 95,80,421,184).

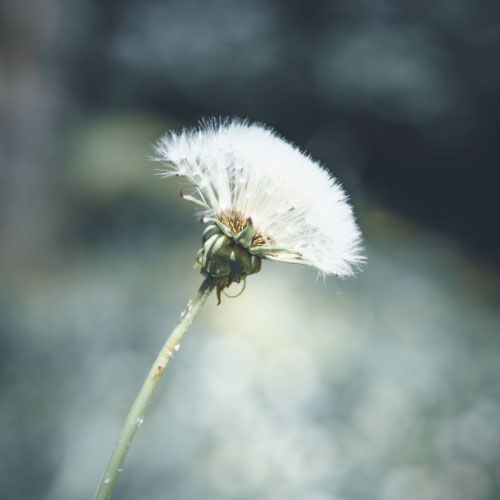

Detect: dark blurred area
1,1,500,500
3,0,500,267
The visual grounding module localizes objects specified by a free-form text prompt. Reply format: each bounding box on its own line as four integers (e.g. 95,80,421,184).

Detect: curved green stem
94,276,217,500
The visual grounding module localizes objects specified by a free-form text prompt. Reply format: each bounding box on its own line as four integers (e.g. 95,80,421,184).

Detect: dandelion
155,118,363,301
95,118,363,500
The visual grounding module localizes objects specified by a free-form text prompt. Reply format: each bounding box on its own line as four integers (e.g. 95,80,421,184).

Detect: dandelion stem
94,276,217,500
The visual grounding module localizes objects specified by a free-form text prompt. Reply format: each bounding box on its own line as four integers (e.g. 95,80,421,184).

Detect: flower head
154,118,363,299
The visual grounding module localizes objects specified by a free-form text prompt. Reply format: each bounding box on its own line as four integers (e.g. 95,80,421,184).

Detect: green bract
197,219,262,303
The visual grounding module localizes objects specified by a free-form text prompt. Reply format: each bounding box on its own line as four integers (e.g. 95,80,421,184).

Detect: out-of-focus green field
2,113,499,500
1,1,500,498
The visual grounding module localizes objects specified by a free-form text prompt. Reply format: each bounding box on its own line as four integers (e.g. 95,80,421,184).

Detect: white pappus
153,117,364,279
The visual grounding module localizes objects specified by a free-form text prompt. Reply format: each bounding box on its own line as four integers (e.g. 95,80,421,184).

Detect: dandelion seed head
154,117,363,277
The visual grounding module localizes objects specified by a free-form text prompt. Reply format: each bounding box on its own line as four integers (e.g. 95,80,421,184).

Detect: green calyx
196,213,314,303
197,220,262,304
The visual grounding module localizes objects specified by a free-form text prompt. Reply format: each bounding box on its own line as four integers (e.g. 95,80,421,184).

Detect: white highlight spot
180,300,193,320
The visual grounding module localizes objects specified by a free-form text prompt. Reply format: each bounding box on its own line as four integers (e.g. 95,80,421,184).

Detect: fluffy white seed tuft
153,118,364,277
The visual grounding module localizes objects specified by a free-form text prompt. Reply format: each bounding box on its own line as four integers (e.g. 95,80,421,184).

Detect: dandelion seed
154,118,363,301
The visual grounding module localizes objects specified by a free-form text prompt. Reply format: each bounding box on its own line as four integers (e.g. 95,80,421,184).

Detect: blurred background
1,1,500,499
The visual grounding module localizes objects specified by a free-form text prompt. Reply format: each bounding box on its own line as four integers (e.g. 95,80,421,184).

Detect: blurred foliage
0,1,499,499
